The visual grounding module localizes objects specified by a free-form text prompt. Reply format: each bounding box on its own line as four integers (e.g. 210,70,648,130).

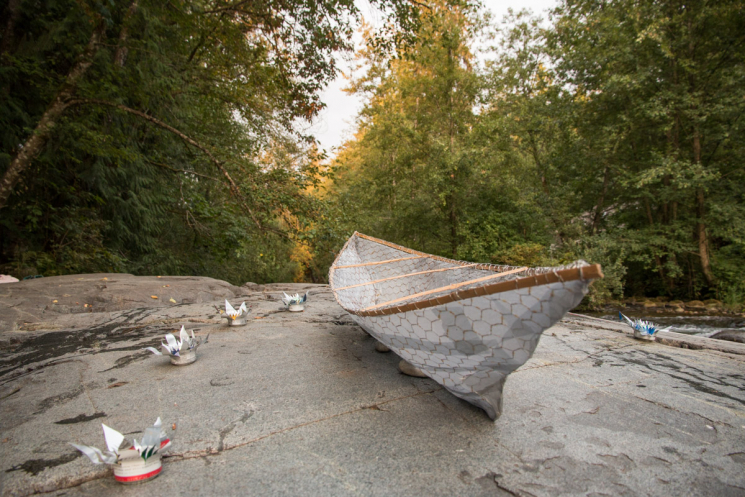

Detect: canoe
329,232,603,420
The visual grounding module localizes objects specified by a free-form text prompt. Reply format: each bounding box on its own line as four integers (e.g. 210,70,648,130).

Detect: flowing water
583,310,745,337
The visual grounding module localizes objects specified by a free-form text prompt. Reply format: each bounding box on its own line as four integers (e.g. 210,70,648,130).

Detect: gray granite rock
0,276,744,496
375,342,391,353
398,360,427,378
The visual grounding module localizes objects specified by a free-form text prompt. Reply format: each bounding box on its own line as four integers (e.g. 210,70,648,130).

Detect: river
583,310,745,337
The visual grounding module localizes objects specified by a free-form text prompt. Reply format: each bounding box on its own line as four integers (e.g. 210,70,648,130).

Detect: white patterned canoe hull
329,233,603,420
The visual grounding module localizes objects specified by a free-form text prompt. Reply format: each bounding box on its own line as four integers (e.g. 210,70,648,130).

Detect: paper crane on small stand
223,300,249,326
145,326,207,365
70,418,171,484
282,292,308,312
619,312,669,340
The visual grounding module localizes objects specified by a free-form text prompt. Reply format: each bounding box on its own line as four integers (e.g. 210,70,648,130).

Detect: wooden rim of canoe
329,232,604,317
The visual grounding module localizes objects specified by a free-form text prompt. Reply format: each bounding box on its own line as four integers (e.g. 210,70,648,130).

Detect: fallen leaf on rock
169,298,177,303
151,295,158,299
107,382,128,389
101,277,108,281
52,300,58,303
172,423,177,430
157,276,162,278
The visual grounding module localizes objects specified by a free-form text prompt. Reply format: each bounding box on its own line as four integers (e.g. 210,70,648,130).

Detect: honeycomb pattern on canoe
330,233,598,420
351,280,589,420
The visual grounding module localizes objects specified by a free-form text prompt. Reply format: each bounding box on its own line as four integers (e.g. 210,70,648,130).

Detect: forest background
1,0,743,308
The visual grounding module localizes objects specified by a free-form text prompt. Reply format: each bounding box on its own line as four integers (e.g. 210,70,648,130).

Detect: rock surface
398,360,427,378
0,275,744,496
375,342,391,353
710,330,745,344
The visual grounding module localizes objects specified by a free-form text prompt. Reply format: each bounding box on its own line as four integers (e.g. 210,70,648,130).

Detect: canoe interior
330,233,594,315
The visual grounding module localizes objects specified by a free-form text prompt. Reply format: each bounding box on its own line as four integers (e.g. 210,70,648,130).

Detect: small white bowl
170,349,197,365
224,315,248,326
633,330,654,341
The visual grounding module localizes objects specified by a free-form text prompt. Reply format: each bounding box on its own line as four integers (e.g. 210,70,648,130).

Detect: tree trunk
644,198,672,290
527,130,549,195
696,185,714,285
0,0,22,56
114,2,139,67
0,18,105,210
447,47,457,259
449,196,458,259
591,165,610,234
687,18,714,286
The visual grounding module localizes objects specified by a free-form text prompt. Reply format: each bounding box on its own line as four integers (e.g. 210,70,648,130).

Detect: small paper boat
144,326,207,365
329,232,603,420
71,418,171,484
281,292,308,312
223,300,249,326
619,312,668,340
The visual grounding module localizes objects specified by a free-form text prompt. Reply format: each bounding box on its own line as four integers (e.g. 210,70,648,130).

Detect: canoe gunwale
329,232,604,318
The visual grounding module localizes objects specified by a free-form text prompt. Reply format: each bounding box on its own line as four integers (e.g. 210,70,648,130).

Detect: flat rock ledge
0,275,744,496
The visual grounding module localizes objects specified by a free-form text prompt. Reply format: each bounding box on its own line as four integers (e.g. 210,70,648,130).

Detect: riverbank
577,296,745,339
1,275,744,496
583,296,742,317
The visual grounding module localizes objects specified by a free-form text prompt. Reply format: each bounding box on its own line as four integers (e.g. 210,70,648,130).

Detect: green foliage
323,0,745,304
2,0,743,304
0,0,418,283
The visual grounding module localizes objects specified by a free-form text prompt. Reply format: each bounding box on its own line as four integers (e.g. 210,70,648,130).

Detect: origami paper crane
144,326,206,357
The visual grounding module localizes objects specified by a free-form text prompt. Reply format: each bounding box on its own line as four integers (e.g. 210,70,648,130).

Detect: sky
306,0,559,157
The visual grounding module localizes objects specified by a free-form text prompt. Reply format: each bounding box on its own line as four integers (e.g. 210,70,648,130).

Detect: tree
481,0,745,300
332,1,484,258
0,0,419,280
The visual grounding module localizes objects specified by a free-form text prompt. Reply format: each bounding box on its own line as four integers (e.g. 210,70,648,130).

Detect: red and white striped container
113,452,162,484
112,438,171,484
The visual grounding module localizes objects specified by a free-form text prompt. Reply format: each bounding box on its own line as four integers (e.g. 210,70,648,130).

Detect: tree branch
71,98,291,239
0,16,105,210
114,2,139,67
0,0,22,56
147,159,222,182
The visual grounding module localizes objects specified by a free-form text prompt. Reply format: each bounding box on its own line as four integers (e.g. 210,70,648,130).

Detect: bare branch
147,159,222,182
71,98,292,240
114,2,139,67
0,16,105,210
0,0,22,56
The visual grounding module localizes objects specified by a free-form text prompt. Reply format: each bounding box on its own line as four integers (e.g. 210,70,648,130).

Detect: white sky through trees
308,0,558,156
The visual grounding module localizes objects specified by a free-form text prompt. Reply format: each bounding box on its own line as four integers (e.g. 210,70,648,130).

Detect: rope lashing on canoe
359,266,529,312
334,264,481,291
328,232,604,317
354,233,508,273
333,256,425,269
353,264,604,317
